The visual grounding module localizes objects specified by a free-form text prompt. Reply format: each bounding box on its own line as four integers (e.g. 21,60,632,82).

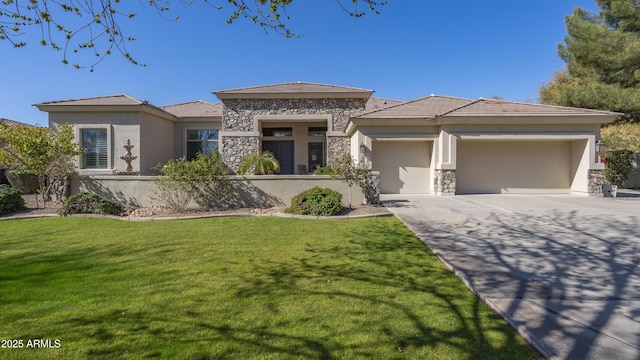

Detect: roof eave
34,103,177,122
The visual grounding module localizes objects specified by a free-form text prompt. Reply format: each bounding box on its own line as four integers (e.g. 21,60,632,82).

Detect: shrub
605,150,634,187
59,192,123,217
285,187,342,216
314,166,335,175
153,152,230,212
0,184,25,215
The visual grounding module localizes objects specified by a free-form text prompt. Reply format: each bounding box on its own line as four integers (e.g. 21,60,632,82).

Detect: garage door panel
373,141,430,194
457,141,570,194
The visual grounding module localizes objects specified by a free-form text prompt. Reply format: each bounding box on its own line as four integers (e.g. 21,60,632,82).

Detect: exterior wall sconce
359,142,366,154
595,140,605,157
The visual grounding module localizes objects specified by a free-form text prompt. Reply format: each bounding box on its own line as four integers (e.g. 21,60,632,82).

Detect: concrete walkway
383,191,640,360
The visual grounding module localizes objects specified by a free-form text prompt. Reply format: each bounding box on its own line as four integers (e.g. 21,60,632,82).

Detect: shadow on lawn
1,219,535,359
228,221,536,359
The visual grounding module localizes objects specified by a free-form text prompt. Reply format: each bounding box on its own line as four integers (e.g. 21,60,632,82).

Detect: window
81,129,108,169
308,127,327,137
263,127,293,137
186,129,219,160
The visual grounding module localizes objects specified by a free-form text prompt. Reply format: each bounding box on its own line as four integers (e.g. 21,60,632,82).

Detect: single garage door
457,141,571,194
372,140,431,194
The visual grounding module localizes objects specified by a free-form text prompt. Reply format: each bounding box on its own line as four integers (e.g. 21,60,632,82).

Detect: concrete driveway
383,191,640,360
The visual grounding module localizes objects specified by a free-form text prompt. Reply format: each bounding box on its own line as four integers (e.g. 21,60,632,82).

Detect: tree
1,0,386,70
238,150,280,175
539,1,640,123
601,122,640,152
0,122,82,208
331,154,372,209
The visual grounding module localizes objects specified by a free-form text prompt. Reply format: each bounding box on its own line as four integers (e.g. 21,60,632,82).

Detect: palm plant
238,151,280,175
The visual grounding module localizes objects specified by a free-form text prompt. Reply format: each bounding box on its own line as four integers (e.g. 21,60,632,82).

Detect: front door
308,142,326,172
263,141,295,175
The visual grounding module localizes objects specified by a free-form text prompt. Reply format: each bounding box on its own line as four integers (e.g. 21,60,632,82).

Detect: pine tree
540,0,640,122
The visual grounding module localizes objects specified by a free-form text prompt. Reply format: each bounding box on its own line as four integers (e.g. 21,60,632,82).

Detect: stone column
222,136,260,173
434,169,456,196
588,169,604,197
327,136,350,165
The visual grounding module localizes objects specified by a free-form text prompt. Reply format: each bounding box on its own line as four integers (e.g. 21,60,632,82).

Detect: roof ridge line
438,98,482,116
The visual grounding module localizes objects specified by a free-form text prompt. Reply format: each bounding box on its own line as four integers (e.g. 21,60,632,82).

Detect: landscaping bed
9,195,390,219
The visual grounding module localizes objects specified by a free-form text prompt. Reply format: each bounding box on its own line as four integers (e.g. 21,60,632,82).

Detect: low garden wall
70,175,366,208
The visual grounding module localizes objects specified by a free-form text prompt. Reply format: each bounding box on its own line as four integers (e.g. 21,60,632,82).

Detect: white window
186,129,219,160
81,129,108,169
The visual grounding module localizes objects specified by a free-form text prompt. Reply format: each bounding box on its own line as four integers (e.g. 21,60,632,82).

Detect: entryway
263,140,294,175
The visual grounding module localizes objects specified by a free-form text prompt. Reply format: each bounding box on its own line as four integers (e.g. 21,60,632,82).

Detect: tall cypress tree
540,0,640,122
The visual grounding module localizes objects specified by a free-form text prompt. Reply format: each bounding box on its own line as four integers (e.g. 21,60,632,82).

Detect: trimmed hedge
285,186,342,216
59,192,123,217
314,166,336,175
0,184,26,215
605,150,635,187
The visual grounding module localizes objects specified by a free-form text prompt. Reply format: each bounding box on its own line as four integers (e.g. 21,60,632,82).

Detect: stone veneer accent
362,171,381,205
222,136,260,173
434,169,456,196
588,169,604,197
221,98,366,171
327,136,350,165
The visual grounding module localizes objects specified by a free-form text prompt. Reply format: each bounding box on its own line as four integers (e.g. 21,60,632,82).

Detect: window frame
76,125,112,172
183,127,220,160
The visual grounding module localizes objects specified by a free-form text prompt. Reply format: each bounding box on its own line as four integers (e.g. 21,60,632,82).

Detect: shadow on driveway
384,194,640,360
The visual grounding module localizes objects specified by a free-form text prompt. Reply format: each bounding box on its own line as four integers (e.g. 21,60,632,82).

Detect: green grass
0,217,539,359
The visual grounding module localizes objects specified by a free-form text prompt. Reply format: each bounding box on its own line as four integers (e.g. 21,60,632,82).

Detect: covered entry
372,140,431,194
456,140,572,194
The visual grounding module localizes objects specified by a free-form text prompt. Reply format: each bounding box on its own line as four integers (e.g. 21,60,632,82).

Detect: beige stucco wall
350,121,605,195
139,112,176,174
49,112,142,175
570,140,589,195
71,175,365,208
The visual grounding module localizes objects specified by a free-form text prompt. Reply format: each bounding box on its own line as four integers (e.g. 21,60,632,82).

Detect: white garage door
372,141,431,194
457,141,571,194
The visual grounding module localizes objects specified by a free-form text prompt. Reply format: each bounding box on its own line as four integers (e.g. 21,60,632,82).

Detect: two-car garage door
456,141,571,194
372,140,573,195
372,141,431,194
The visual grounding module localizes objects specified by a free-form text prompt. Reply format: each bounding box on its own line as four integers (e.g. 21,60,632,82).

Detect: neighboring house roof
0,118,33,127
213,81,374,100
162,101,223,118
357,95,473,119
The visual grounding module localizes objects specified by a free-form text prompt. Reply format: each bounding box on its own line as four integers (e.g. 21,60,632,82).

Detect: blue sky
2,0,599,126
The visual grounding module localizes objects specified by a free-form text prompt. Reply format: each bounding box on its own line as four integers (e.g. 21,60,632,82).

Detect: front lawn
0,217,539,359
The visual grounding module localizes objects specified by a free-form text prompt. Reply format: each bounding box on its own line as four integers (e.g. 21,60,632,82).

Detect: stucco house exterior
35,82,619,197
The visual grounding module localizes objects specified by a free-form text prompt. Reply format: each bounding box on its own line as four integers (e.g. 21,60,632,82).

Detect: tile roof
442,99,621,117
36,94,144,106
357,95,621,119
214,81,374,99
162,101,222,117
363,97,404,112
356,95,473,119
0,118,33,127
